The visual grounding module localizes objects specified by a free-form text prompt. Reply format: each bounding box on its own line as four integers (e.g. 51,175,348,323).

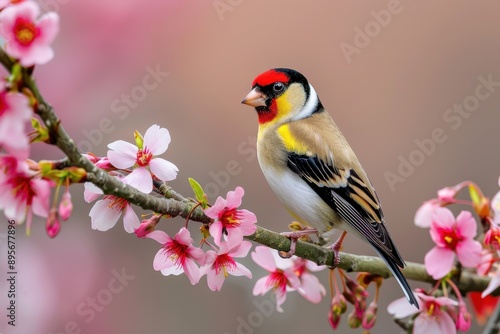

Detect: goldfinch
241,68,418,308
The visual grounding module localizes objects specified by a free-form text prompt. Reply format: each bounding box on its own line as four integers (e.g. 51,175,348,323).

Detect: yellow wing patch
278,124,309,154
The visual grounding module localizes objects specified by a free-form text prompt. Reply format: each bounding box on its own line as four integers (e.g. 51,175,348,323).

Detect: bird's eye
273,82,285,92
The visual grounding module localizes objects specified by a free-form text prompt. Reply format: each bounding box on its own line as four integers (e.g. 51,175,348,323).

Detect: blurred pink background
1,0,500,333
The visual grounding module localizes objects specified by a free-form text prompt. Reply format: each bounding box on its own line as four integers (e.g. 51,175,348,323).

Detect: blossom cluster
0,0,64,236
388,179,500,333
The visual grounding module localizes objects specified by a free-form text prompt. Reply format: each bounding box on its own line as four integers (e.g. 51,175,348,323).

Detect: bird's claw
279,228,318,258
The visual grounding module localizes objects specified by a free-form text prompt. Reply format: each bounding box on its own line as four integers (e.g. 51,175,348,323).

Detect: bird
241,68,419,308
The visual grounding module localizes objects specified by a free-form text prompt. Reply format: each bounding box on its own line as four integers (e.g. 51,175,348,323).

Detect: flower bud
46,208,61,238
362,301,378,329
58,191,73,221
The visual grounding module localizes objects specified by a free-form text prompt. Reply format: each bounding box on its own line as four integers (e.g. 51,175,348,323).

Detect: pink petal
482,273,500,297
188,246,206,266
149,158,178,181
204,196,227,219
174,227,194,246
456,239,482,267
387,296,420,318
183,258,201,285
274,289,287,313
143,124,171,155
36,12,59,45
284,268,301,289
208,221,223,245
122,205,140,233
89,199,121,231
83,182,103,202
424,247,455,279
160,266,184,276
228,240,252,258
432,207,456,229
201,251,217,271
18,43,53,67
153,249,169,271
206,267,225,291
147,230,171,244
107,140,137,168
455,210,477,238
414,200,437,228
124,167,152,194
231,262,252,279
297,272,326,303
31,178,50,218
225,227,243,245
252,276,273,296
225,186,244,209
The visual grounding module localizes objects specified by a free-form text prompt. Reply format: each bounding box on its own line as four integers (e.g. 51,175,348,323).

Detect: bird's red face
241,69,293,124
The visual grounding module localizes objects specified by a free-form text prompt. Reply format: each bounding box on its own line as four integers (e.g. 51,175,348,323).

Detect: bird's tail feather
373,247,420,309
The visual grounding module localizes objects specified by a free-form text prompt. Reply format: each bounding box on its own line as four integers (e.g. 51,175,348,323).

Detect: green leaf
469,184,481,207
188,177,208,208
134,130,144,149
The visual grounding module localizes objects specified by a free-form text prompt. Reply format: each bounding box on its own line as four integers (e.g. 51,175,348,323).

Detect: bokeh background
1,0,500,333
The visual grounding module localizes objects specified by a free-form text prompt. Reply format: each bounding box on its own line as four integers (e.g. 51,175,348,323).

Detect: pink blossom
388,292,458,334
251,246,300,312
147,228,206,285
107,124,178,194
45,208,60,238
456,301,472,332
0,1,59,66
0,156,50,231
485,224,500,249
415,199,440,228
84,179,140,233
291,258,326,303
424,208,482,279
204,186,257,245
134,214,161,238
201,239,252,291
0,82,31,158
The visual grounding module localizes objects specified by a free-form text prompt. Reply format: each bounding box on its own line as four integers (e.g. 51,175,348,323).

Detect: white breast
259,164,341,236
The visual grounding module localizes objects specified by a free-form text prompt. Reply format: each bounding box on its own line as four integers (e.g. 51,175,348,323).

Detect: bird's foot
328,231,348,268
279,227,318,258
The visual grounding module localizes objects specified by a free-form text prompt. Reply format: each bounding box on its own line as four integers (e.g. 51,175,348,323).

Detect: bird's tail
373,247,420,309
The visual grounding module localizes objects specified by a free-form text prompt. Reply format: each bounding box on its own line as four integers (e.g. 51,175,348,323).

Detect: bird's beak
241,88,267,108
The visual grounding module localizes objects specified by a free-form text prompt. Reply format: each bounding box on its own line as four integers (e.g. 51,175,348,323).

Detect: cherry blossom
424,208,481,279
0,155,50,232
147,228,206,285
0,82,31,158
251,246,300,312
204,186,257,245
388,292,458,334
84,179,140,233
107,124,178,194
0,1,59,66
291,258,326,304
201,239,252,291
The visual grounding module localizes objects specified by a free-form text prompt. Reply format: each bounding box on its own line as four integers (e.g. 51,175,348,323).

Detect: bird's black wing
287,152,405,267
